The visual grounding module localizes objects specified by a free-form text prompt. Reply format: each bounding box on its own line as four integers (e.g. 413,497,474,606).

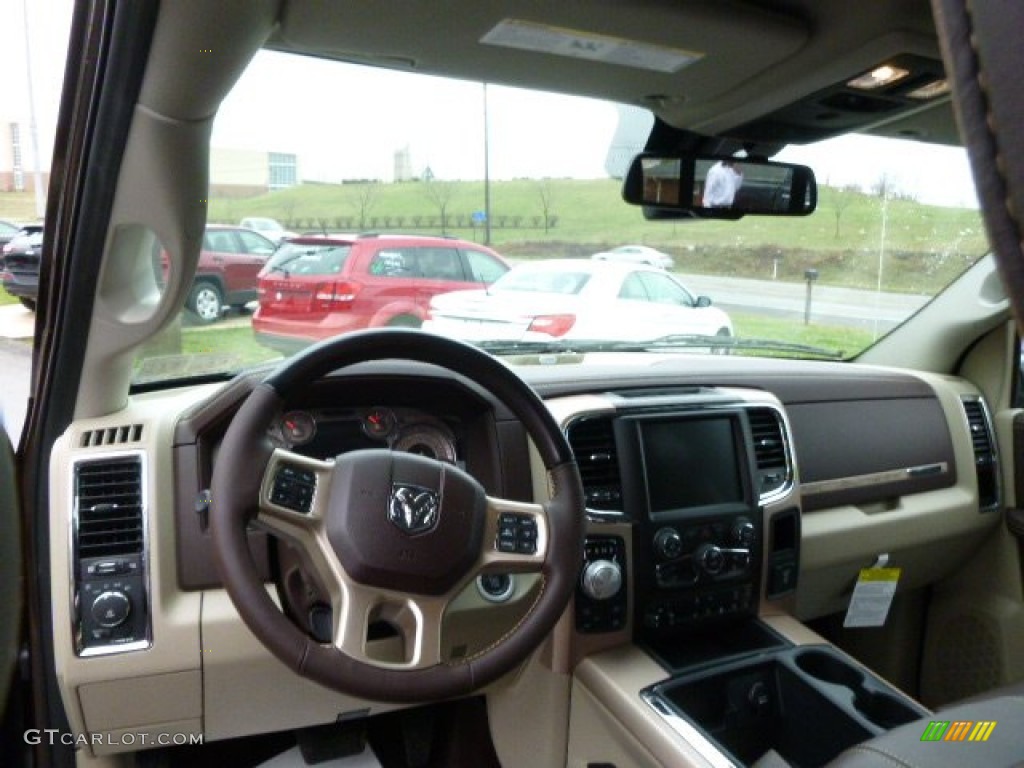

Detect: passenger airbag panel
787,398,955,511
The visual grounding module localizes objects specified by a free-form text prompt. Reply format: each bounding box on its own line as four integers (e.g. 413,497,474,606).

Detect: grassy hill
207,179,986,295
1,178,987,296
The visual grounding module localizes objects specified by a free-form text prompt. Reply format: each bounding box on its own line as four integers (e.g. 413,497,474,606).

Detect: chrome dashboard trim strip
801,462,949,498
640,691,738,768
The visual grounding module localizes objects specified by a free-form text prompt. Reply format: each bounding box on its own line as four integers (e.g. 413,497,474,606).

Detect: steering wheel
210,329,585,702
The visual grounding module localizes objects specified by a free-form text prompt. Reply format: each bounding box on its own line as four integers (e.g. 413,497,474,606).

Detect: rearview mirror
623,153,817,218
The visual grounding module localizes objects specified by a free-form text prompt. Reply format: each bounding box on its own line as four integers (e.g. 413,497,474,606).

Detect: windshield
492,265,592,295
123,51,987,385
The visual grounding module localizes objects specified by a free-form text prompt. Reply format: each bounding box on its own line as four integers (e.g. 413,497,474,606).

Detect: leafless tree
872,172,893,199
535,179,556,233
421,179,458,235
348,182,380,231
831,184,860,239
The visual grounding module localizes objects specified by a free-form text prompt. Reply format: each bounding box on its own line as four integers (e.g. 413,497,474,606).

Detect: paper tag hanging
843,566,901,628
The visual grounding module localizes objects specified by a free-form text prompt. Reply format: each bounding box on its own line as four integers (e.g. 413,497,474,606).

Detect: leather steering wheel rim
210,328,585,702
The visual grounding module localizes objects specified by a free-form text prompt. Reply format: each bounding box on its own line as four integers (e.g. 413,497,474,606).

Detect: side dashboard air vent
748,407,791,499
567,417,622,511
75,456,145,558
80,424,144,448
962,397,999,511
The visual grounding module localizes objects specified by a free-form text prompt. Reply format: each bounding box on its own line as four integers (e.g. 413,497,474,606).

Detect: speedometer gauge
393,424,457,464
280,410,316,445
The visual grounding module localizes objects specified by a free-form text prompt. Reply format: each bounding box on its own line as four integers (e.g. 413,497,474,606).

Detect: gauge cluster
270,406,460,465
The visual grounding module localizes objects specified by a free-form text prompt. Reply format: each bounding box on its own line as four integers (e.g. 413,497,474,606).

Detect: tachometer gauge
280,410,316,445
393,423,457,464
363,407,397,440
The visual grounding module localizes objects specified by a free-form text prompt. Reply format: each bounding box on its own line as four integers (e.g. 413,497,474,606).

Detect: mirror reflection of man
702,159,744,208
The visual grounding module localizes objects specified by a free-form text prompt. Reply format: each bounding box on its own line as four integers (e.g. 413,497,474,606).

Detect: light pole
22,0,46,219
873,187,890,340
483,83,491,245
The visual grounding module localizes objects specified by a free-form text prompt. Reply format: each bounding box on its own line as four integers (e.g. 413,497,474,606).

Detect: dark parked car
159,224,277,322
0,224,45,310
252,233,509,351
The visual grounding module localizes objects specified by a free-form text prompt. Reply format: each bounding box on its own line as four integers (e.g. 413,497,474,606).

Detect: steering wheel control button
477,573,516,603
91,591,131,628
495,512,538,554
271,464,317,513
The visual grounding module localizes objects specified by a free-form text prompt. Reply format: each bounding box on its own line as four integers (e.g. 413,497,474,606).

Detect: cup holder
794,649,865,689
854,690,922,729
794,648,924,730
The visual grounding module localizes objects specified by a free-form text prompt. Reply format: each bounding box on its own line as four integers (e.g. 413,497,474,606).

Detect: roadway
680,273,931,333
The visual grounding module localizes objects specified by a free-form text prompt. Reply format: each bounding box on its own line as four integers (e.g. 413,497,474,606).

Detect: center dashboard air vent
75,455,145,558
747,407,791,500
961,396,999,512
567,417,622,511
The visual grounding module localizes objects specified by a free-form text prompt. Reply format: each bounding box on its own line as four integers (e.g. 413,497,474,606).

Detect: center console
644,644,929,767
625,409,761,635
561,389,929,768
566,390,795,650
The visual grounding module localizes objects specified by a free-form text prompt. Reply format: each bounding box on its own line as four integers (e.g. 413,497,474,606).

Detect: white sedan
239,216,297,244
591,244,674,269
425,259,732,343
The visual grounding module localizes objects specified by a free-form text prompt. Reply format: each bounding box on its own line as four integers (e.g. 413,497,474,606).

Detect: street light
873,188,890,340
483,82,492,245
22,0,46,219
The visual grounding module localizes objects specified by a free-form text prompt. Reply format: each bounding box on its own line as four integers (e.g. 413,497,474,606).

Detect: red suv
252,233,509,352
160,224,277,322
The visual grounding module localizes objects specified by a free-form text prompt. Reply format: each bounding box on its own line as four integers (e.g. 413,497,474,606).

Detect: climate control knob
695,543,726,575
91,591,131,628
732,517,755,546
653,527,683,560
580,559,623,601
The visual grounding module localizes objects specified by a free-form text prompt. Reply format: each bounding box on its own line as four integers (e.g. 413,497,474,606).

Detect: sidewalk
0,303,36,340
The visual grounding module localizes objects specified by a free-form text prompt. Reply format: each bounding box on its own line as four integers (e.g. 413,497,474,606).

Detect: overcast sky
2,1,978,208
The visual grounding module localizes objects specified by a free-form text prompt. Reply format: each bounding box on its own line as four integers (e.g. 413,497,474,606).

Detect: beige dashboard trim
573,647,729,768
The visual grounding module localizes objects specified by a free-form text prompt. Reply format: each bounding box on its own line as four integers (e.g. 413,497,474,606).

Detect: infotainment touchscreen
641,416,744,514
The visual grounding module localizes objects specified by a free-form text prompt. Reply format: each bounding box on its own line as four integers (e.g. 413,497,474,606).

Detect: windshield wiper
266,251,308,275
644,334,846,359
472,334,844,360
